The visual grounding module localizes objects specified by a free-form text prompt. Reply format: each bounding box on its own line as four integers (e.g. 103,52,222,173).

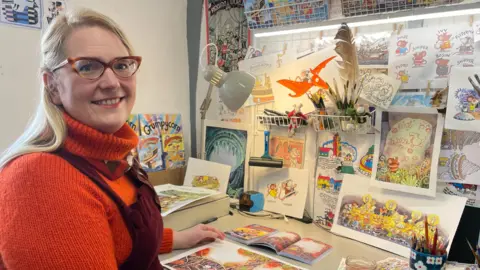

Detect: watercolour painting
370,109,444,197
332,175,466,258
258,169,309,219
160,114,185,170
154,184,218,217
445,67,480,133
203,120,250,198
0,0,42,29
269,136,305,169
183,157,231,194
137,135,165,172
162,241,305,270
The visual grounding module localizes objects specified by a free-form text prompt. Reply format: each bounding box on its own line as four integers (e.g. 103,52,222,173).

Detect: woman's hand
172,224,225,250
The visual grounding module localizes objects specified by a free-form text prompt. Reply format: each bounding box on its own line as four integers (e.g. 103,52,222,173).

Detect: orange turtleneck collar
62,113,139,161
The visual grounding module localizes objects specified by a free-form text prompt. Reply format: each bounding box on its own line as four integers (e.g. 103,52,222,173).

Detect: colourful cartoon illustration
439,153,480,181
137,136,164,172
277,56,336,98
314,209,335,228
266,180,298,201
356,34,389,65
269,136,305,169
453,88,480,121
259,232,301,252
358,146,374,177
435,31,453,52
396,70,410,83
317,175,342,194
227,227,270,241
435,58,452,78
157,189,209,214
321,133,357,174
395,40,410,56
457,36,474,55
338,194,447,248
280,238,332,264
192,175,220,190
1,0,41,28
251,73,275,104
412,51,427,67
375,113,438,189
162,134,185,152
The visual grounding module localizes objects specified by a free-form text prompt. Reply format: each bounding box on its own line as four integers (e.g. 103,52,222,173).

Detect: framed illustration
202,120,251,198
370,108,444,197
332,175,466,258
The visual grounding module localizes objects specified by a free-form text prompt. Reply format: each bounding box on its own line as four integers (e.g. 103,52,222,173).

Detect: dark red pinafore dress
56,150,164,270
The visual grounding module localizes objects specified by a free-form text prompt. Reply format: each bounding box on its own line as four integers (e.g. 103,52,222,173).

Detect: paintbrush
425,216,429,251
466,238,480,265
432,228,438,255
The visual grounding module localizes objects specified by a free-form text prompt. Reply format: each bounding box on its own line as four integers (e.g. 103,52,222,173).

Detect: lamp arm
199,83,215,160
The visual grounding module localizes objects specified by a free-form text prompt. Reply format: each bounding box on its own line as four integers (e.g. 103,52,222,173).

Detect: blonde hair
0,8,134,169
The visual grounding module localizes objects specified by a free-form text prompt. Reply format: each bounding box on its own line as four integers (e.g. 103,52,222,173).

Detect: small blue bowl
409,248,447,270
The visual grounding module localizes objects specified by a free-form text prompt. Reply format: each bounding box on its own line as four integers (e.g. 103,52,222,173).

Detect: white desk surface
158,213,400,269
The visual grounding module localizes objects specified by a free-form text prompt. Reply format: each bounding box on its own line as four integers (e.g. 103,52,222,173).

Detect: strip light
254,8,480,38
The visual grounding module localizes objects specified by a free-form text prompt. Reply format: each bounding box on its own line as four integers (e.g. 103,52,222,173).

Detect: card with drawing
258,169,309,219
183,158,231,193
371,109,444,197
445,67,480,132
356,32,390,66
358,73,400,110
269,136,305,169
332,175,466,258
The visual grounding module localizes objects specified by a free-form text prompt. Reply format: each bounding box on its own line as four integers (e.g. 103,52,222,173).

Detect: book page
225,224,277,244
279,238,332,265
253,231,301,253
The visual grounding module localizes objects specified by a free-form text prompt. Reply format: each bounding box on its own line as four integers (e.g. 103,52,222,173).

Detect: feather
335,23,360,91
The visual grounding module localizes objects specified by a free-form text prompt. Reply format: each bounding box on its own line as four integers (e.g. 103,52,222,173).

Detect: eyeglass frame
51,56,143,79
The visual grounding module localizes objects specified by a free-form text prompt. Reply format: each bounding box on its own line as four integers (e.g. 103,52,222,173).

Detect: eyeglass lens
73,58,140,79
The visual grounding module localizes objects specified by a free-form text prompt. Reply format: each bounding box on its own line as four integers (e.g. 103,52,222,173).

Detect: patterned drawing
269,136,305,169
155,184,217,217
338,194,447,248
358,73,400,110
0,0,42,29
356,32,390,65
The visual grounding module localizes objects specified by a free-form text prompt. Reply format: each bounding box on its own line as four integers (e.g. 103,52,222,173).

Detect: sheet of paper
154,184,219,217
203,120,251,198
440,182,480,208
280,238,332,265
43,0,67,26
474,20,480,43
269,136,305,169
388,24,475,89
332,175,466,258
162,240,306,270
390,91,434,108
0,0,42,29
370,109,444,197
445,67,480,132
356,32,390,66
438,129,480,184
358,73,400,110
258,168,309,219
183,157,231,194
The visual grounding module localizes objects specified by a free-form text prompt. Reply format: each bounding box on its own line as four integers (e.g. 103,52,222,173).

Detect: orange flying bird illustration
277,56,336,98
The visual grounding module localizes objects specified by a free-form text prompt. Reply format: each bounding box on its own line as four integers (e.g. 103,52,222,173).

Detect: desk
158,213,398,269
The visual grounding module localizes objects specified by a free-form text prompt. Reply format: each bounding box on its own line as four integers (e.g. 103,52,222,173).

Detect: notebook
225,224,332,265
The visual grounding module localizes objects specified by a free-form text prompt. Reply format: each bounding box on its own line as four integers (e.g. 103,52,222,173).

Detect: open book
225,224,332,265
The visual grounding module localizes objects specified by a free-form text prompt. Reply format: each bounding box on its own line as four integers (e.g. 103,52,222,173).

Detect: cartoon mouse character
395,40,410,56
267,184,278,198
458,36,474,55
436,58,452,77
435,32,452,51
396,70,410,83
412,51,427,67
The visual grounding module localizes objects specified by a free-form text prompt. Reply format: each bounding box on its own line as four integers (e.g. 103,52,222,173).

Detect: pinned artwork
183,158,231,194
390,92,436,108
269,136,305,169
358,73,400,110
43,0,66,26
203,120,250,198
438,129,480,184
445,67,480,132
218,99,248,123
356,32,390,66
0,0,42,29
258,169,309,219
371,109,444,197
332,175,466,258
162,241,305,270
441,182,480,208
238,54,276,107
388,25,475,89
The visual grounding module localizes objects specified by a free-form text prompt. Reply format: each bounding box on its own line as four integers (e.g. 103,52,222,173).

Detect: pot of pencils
409,230,447,270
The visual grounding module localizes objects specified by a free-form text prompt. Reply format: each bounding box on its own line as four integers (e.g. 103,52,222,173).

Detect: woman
0,9,224,269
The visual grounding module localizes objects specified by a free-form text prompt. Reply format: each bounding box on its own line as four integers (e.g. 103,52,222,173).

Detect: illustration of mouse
267,184,278,198
435,32,452,51
458,36,474,55
396,70,410,83
412,51,427,67
435,58,452,77
395,40,410,56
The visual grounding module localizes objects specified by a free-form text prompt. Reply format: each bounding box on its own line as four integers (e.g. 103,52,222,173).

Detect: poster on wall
438,129,480,184
43,0,66,26
332,175,466,258
388,24,475,90
0,0,42,29
370,109,444,197
202,120,250,198
217,99,247,123
445,67,480,132
269,136,305,169
205,0,249,72
258,169,309,219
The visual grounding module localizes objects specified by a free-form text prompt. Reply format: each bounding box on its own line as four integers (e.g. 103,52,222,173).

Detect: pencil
466,238,480,264
425,216,429,251
432,228,438,255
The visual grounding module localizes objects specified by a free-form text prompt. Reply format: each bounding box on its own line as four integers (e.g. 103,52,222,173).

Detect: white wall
0,0,191,157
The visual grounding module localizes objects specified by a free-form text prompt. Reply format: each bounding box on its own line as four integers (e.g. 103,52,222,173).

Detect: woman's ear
43,72,62,105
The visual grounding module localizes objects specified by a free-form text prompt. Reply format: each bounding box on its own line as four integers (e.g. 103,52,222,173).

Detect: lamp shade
218,71,255,112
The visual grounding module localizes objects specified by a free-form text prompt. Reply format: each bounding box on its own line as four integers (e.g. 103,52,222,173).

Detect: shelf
308,110,375,133
257,114,308,128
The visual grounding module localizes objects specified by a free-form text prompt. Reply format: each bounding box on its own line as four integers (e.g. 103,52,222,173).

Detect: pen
201,217,218,224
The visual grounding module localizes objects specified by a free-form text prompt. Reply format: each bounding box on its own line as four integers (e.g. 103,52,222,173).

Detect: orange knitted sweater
0,113,173,269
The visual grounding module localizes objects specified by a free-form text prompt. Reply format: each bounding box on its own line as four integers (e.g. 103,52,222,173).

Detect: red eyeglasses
52,56,142,80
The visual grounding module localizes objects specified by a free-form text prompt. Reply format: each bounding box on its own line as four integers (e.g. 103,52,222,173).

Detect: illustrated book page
162,240,306,270
252,231,301,253
154,184,219,217
225,224,277,245
332,174,466,258
278,238,332,265
183,157,232,194
258,168,309,219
